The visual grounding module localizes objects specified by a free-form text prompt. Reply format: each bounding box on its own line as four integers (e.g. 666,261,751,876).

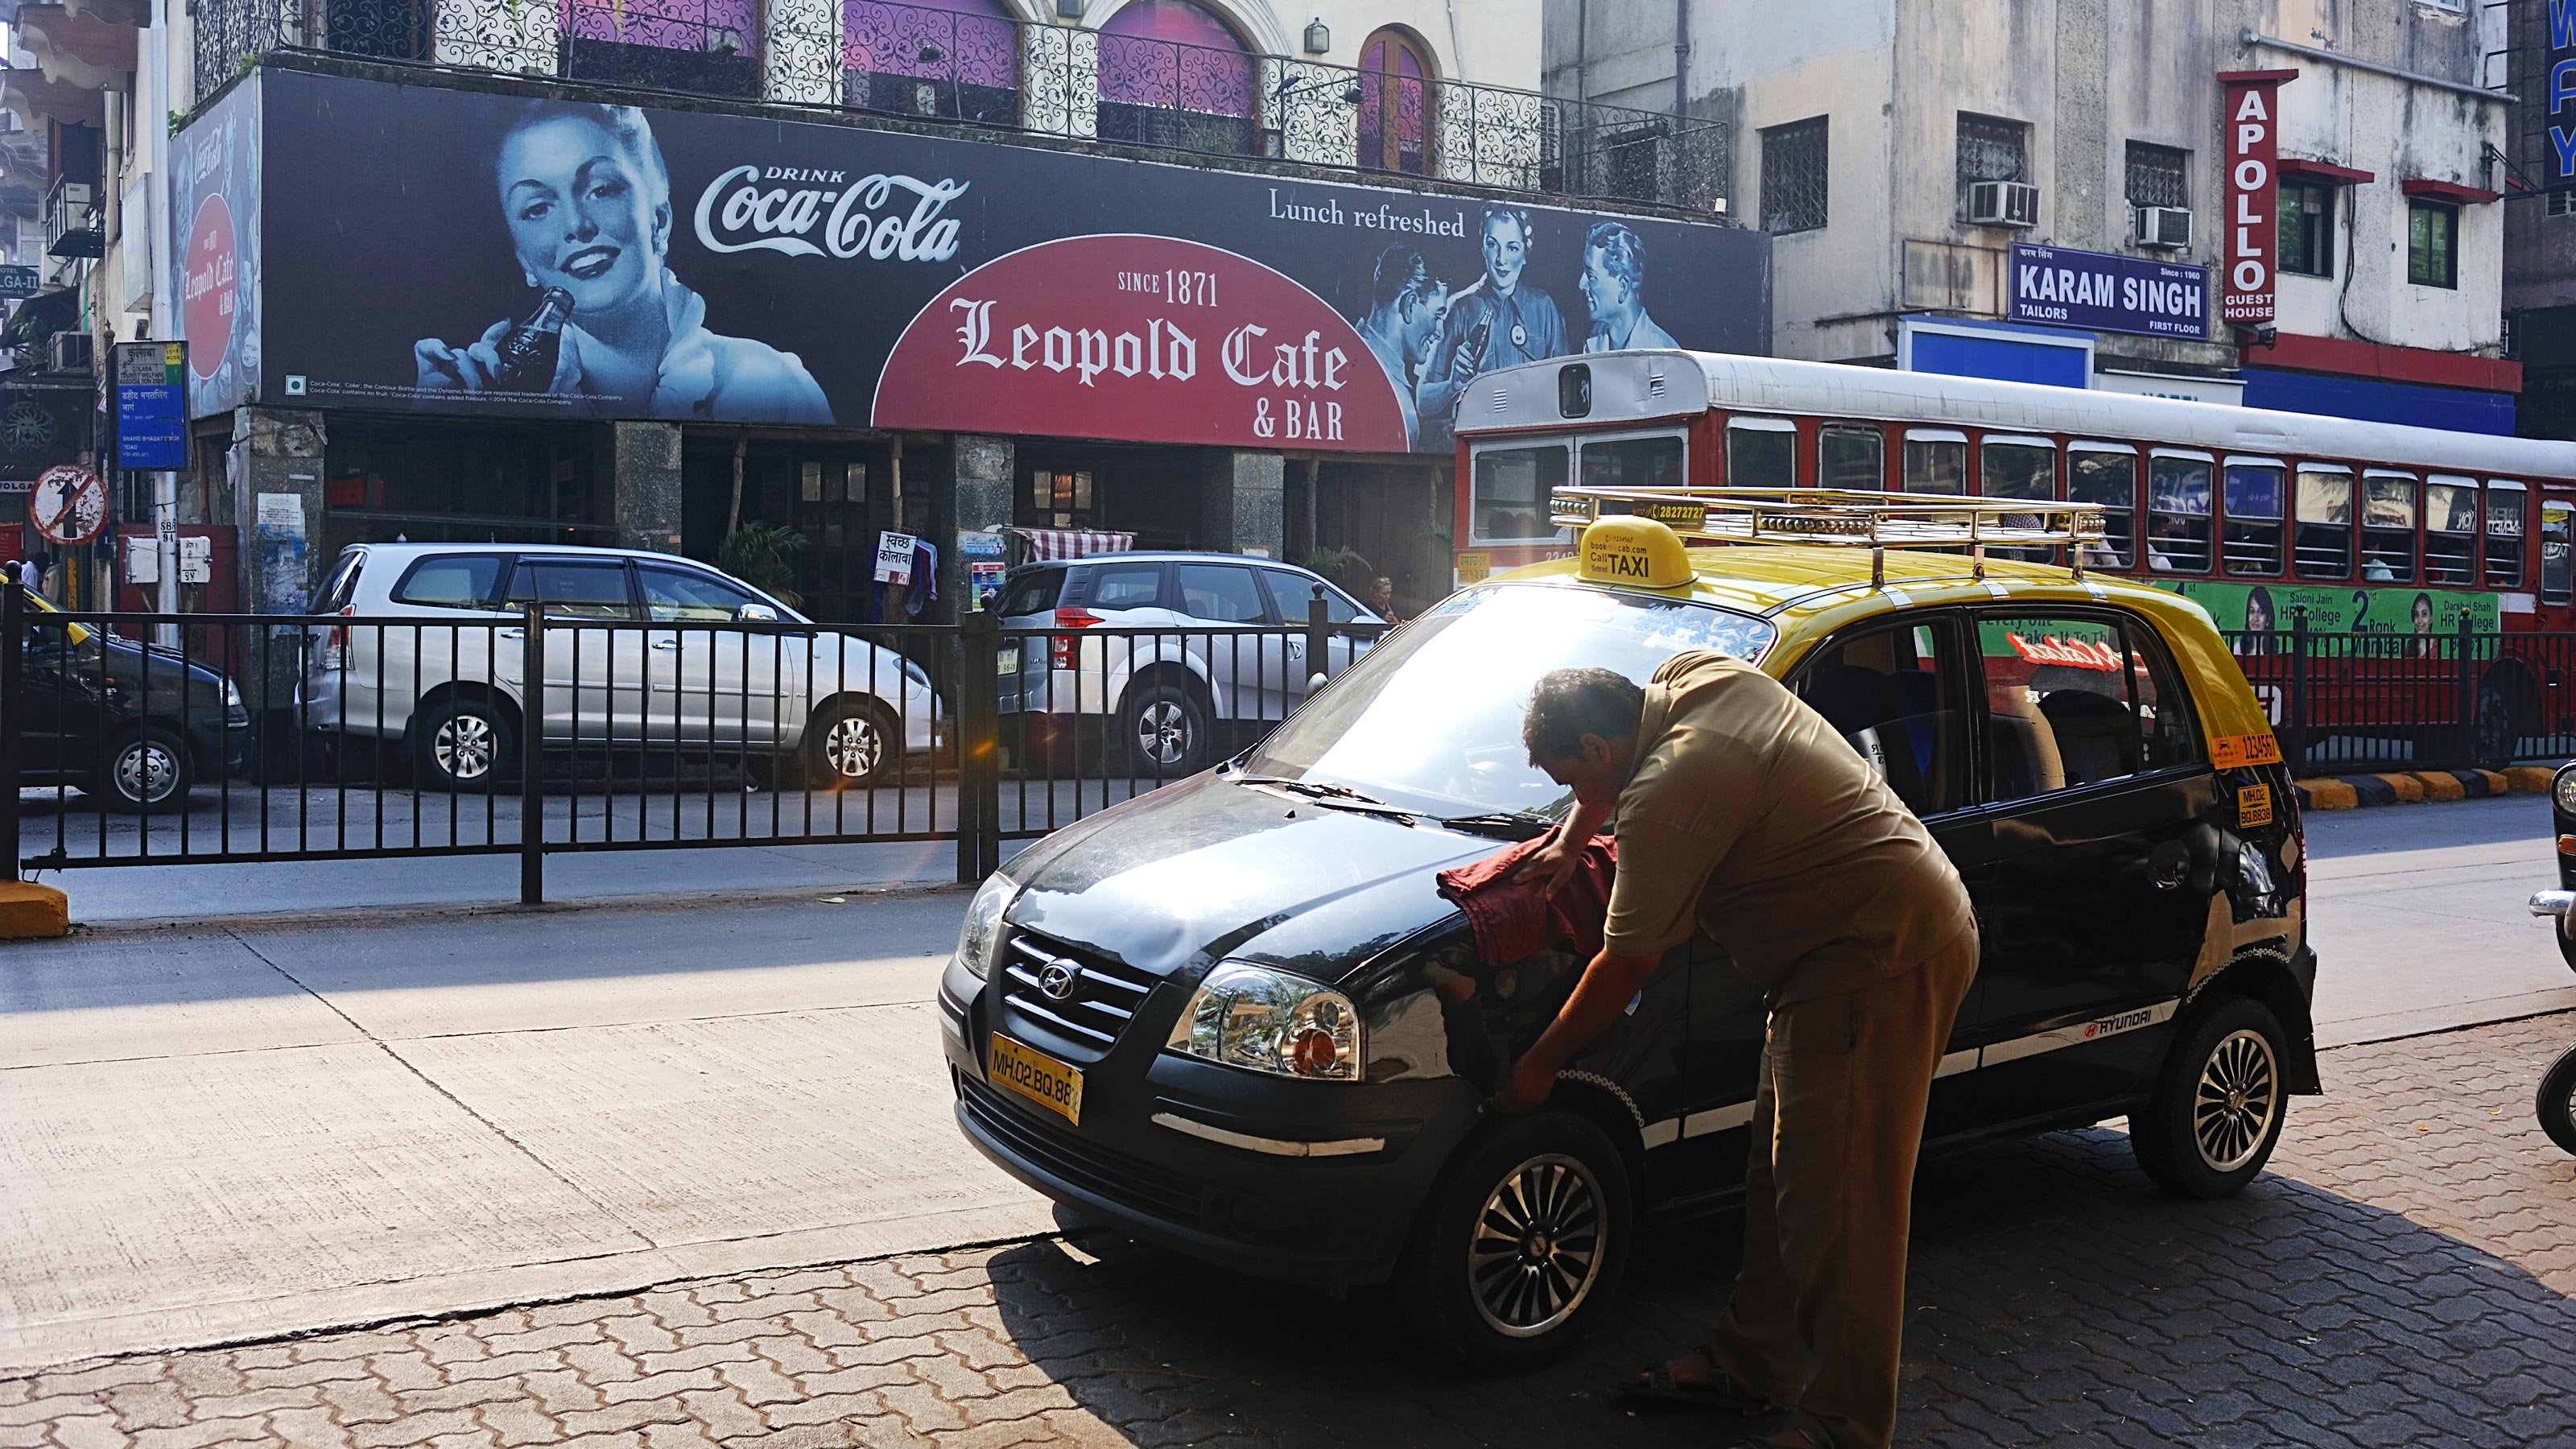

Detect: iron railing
2221,615,2576,774
0,586,1385,898
192,0,1727,210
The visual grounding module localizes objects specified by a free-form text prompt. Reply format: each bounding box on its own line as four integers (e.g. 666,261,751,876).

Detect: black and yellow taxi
940,489,2315,1368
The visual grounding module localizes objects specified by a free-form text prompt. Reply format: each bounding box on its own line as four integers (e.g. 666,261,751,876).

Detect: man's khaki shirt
1600,651,1977,1003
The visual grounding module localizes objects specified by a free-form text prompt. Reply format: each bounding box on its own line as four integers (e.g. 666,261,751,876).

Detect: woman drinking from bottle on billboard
1415,204,1567,454
412,101,832,425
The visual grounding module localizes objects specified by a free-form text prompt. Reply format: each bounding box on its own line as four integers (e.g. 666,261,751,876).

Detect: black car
942,549,2317,1368
11,587,253,811
2522,764,2576,1154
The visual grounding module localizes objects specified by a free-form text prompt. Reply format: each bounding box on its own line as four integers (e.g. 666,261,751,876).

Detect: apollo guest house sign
2219,68,2297,328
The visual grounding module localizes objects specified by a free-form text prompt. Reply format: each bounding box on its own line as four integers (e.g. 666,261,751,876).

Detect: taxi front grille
997,933,1157,1051
956,1071,1204,1225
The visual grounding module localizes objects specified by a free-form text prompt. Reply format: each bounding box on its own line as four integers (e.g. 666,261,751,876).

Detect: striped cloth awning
1005,528,1137,564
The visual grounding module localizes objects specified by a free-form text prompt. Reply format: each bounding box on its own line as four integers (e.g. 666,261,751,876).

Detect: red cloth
1437,833,1618,964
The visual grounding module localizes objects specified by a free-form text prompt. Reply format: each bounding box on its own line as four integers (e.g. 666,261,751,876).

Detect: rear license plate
996,645,1020,675
989,1031,1084,1125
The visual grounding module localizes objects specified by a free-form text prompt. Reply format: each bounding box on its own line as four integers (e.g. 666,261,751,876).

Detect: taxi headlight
2553,767,2576,817
955,871,1015,980
1166,962,1363,1082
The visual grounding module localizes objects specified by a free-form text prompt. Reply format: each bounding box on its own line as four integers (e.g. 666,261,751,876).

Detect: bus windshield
1240,583,1776,818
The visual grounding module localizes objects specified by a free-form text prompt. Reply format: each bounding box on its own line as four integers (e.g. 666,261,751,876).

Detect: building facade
3,0,1775,636
1549,0,2519,432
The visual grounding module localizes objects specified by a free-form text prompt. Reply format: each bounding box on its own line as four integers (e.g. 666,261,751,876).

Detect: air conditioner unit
2135,205,2194,250
1967,180,2041,228
47,331,93,373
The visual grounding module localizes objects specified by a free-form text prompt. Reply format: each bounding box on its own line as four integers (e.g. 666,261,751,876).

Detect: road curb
0,881,69,940
2296,764,2555,811
45,875,975,940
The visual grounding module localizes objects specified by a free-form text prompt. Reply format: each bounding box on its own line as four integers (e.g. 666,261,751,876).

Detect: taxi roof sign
1577,515,1696,589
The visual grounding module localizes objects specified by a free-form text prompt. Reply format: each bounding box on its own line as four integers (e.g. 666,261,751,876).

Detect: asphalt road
0,795,2565,1375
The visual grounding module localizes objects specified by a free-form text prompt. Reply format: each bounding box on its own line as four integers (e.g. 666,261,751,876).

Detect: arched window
559,0,762,98
1097,0,1256,156
1357,27,1433,175
844,0,1019,124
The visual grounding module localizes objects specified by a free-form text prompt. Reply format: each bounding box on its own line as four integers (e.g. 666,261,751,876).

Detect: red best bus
1451,351,2576,766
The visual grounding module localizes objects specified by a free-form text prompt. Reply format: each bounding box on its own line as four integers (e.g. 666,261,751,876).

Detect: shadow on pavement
982,1125,2576,1448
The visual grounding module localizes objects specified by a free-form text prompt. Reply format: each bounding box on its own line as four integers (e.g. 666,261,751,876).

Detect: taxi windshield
1240,583,1776,819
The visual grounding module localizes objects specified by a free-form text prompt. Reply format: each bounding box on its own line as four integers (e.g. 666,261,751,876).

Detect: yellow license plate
989,1032,1084,1125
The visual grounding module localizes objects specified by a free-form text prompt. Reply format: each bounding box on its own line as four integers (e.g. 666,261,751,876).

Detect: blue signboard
2546,0,2576,188
114,341,188,471
2008,243,2211,342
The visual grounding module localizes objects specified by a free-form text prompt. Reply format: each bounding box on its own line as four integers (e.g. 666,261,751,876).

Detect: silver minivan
302,543,938,788
995,552,1379,774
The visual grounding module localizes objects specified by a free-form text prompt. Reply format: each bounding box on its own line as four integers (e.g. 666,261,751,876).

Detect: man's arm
1492,946,1661,1113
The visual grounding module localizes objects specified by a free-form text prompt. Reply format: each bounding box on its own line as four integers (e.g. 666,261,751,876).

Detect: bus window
1982,436,2055,561
1471,444,1570,543
2294,465,2354,580
2543,501,2573,606
2222,459,2285,576
2362,473,2417,584
1727,418,1798,487
2068,445,2137,569
1903,429,1967,494
2145,452,2212,573
1579,434,1685,489
2487,482,2527,589
1820,426,1884,489
2425,477,2479,587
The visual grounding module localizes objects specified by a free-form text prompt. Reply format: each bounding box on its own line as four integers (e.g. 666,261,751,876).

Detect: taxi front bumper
938,956,1478,1289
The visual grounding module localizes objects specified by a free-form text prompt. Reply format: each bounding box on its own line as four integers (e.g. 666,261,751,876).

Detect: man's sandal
1616,1350,1774,1414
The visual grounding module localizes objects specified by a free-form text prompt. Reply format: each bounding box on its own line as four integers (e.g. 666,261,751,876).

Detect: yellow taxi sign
1578,516,1695,589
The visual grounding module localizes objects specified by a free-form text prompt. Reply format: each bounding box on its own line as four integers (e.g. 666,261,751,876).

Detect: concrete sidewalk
0,895,1051,1373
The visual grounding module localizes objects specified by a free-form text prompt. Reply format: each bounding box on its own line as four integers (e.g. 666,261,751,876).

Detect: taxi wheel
2131,994,2289,1199
1393,1111,1632,1371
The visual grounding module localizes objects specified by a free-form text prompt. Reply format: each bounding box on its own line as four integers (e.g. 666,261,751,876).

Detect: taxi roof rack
1547,486,2111,589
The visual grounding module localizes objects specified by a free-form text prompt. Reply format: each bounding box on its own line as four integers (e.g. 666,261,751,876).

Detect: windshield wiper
1435,811,1558,841
1228,773,1390,805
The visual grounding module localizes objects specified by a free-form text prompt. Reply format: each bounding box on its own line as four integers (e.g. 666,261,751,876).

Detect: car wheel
1394,1110,1632,1370
1124,683,1208,777
415,697,514,792
2473,676,2524,770
97,727,190,813
807,698,901,787
2131,993,2289,1199
2538,1046,2576,1158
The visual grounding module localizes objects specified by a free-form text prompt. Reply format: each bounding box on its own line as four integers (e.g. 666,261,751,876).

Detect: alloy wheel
1136,700,1192,768
1468,1153,1606,1339
2192,1028,2280,1174
436,714,497,782
115,739,179,804
823,714,884,779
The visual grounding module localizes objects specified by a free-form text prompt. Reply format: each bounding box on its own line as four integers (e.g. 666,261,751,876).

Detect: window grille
2124,142,2189,210
1956,113,2029,218
1761,117,1829,234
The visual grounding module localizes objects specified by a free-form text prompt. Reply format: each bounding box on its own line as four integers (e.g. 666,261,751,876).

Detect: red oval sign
184,192,237,381
873,234,1410,452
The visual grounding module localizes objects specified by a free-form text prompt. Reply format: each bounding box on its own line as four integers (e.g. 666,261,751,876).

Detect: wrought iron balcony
190,0,1727,212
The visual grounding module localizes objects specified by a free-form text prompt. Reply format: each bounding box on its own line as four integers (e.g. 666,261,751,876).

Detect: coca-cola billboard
233,66,1770,453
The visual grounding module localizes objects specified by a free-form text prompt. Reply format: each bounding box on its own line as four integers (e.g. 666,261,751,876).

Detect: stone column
935,434,1015,617
611,421,685,555
1199,450,1285,559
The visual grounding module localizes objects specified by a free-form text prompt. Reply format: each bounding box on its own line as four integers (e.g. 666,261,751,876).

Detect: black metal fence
0,588,1382,898
2221,617,2576,774
192,0,1727,211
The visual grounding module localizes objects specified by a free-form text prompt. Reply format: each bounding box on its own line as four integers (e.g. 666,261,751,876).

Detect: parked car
2520,763,2576,1154
943,506,2316,1368
299,544,937,790
995,552,1381,774
11,585,252,811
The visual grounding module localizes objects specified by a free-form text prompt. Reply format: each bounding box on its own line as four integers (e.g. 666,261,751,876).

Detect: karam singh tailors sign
2008,243,2211,341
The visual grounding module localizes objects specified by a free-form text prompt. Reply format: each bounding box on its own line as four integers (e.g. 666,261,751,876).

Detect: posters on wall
225,67,1770,454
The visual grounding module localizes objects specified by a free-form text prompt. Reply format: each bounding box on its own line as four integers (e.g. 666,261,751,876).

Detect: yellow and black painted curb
2293,766,2556,812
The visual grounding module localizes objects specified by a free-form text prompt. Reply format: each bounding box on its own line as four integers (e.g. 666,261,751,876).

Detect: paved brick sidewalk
7,1013,2573,1449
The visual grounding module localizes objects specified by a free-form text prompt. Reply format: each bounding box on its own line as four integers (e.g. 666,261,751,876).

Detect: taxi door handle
2149,842,2191,890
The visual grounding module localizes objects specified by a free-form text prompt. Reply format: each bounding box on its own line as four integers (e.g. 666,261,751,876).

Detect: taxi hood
998,774,1490,986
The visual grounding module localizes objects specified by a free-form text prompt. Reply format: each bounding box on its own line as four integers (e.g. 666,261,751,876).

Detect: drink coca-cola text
692,166,968,262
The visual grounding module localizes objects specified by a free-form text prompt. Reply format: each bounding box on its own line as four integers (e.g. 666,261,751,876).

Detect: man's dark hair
1523,667,1646,761
1371,243,1431,312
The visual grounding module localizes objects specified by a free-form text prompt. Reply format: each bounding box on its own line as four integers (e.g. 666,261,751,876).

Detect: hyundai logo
1038,958,1083,1001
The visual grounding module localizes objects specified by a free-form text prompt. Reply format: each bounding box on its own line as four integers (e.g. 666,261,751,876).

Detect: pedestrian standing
1494,654,1980,1449
1369,576,1402,623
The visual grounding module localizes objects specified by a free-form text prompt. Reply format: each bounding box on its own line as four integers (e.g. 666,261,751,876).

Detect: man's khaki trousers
1703,927,1981,1449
